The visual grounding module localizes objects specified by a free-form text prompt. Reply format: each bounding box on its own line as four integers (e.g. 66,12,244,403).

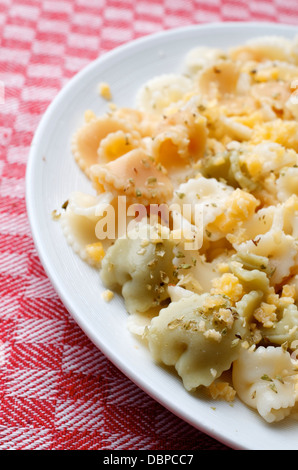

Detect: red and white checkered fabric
0,0,298,451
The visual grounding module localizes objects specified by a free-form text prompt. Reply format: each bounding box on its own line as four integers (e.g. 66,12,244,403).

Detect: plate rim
26,21,298,450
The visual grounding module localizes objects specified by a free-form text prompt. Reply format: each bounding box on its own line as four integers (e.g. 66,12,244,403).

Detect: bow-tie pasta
232,346,298,423
57,34,298,424
100,221,176,316
147,292,248,391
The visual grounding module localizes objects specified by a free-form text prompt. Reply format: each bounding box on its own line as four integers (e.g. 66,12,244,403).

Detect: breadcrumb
211,273,244,303
98,82,112,100
85,242,105,263
84,109,96,122
204,328,222,342
254,302,277,328
101,289,114,302
208,381,236,402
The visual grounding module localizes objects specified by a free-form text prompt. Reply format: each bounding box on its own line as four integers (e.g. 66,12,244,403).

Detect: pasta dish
57,35,298,424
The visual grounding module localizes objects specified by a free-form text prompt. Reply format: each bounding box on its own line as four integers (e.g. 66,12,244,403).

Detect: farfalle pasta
232,346,298,423
58,35,298,424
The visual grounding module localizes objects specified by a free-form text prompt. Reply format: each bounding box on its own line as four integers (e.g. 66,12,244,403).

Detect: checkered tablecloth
1,0,298,451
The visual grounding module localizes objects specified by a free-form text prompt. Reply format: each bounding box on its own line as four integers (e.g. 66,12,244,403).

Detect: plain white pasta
135,73,193,115
231,35,295,63
232,346,298,423
276,167,298,202
172,175,234,231
173,246,225,294
254,60,298,81
183,46,227,74
60,191,114,265
167,285,195,302
238,142,298,176
231,203,298,285
67,191,114,220
218,116,253,141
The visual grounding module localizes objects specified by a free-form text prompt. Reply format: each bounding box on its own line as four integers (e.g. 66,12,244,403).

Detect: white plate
26,22,298,451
